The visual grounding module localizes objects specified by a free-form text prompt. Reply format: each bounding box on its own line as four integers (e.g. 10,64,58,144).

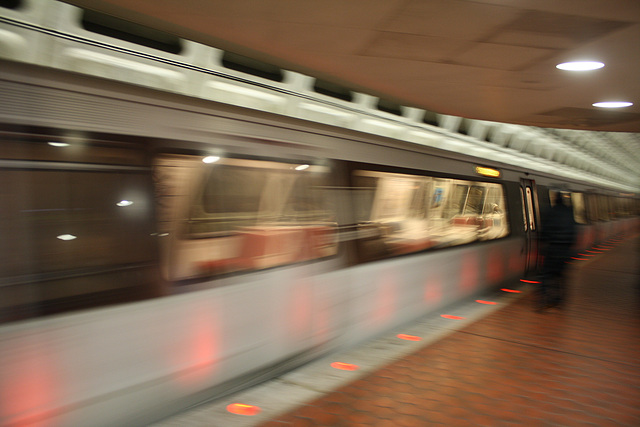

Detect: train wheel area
153,233,640,427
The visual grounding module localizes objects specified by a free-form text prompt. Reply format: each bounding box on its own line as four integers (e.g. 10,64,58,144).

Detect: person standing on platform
537,191,577,312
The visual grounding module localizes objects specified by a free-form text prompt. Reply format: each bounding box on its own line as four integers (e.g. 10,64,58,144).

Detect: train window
0,138,147,166
408,180,430,219
616,197,635,218
597,195,610,221
449,184,469,217
571,193,587,224
0,138,158,323
549,190,586,224
221,52,284,82
586,194,599,222
352,170,509,261
155,155,337,281
81,10,183,54
463,185,486,215
525,187,535,231
193,165,267,234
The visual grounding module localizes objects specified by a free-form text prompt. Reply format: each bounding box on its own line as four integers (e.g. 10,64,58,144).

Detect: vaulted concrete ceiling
63,0,640,132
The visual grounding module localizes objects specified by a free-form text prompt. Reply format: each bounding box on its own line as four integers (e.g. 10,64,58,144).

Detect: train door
520,179,540,275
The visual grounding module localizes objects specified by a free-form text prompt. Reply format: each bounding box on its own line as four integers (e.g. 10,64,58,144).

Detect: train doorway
520,178,540,276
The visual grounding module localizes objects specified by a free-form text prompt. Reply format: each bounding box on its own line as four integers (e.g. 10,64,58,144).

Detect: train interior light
56,234,77,241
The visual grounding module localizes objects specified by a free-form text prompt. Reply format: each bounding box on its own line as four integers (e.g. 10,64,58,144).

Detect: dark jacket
541,202,576,247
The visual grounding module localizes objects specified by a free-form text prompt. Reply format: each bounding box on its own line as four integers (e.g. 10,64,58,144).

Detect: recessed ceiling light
556,61,605,71
592,101,633,108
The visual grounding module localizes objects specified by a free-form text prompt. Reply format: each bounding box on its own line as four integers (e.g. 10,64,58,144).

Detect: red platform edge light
397,334,422,341
441,314,465,320
501,288,521,293
331,362,359,371
586,250,603,254
571,257,588,261
227,403,261,416
520,279,540,284
475,300,497,305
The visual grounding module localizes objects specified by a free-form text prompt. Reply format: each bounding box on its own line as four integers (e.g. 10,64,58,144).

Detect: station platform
154,234,640,427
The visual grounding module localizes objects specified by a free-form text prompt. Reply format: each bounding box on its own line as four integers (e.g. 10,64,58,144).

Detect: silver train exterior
1,2,639,426
1,59,638,427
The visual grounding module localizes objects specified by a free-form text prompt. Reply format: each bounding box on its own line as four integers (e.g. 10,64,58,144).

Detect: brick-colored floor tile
259,236,640,427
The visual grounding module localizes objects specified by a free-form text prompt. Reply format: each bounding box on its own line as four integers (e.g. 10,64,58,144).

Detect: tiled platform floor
260,235,640,426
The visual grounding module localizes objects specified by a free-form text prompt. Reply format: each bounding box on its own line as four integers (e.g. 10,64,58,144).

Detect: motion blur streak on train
0,1,639,426
0,78,636,427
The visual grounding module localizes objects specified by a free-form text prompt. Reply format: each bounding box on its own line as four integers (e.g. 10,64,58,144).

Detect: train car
1,2,638,426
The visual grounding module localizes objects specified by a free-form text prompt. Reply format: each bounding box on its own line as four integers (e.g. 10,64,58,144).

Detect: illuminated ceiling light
116,200,133,207
571,257,588,261
520,279,541,284
397,334,422,341
202,155,220,164
592,101,633,108
501,288,521,293
48,141,69,147
226,403,261,416
331,362,359,371
440,314,465,320
295,164,310,171
556,61,604,71
475,300,497,305
57,234,77,241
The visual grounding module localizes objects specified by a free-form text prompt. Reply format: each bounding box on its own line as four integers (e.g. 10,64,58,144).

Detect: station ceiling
63,0,640,132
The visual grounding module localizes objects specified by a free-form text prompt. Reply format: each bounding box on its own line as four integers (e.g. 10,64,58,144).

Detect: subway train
1,2,639,426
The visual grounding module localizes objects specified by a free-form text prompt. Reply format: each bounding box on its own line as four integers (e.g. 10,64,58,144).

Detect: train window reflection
597,195,610,221
463,185,485,215
520,187,527,231
0,140,158,323
571,193,587,224
550,190,586,224
352,170,509,261
525,187,535,231
155,155,338,280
